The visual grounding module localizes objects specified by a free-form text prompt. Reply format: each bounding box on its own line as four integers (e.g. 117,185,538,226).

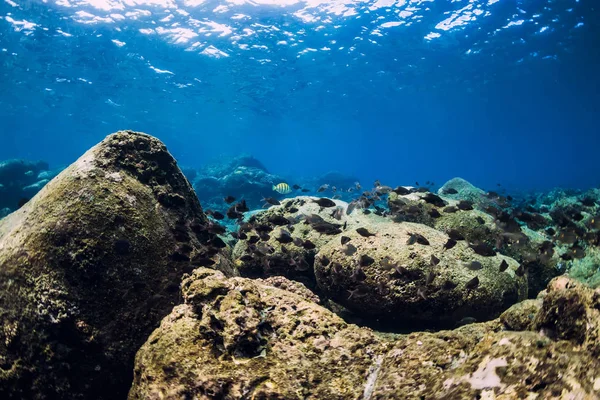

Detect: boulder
232,196,350,286
129,269,600,399
0,131,233,399
438,177,486,203
314,219,528,329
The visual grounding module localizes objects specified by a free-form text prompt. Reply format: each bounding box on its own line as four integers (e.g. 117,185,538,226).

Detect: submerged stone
0,131,233,399
129,268,600,399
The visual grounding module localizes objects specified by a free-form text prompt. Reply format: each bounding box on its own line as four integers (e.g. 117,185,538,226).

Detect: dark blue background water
1,0,598,191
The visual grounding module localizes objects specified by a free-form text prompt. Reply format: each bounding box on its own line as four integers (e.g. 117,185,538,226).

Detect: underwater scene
1,0,600,398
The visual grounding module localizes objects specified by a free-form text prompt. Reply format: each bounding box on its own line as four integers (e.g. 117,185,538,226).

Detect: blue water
1,0,598,192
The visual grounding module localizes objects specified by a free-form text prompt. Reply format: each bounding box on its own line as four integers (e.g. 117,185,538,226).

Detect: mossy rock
314,219,527,329
232,196,356,284
129,269,600,399
499,299,542,330
0,131,233,399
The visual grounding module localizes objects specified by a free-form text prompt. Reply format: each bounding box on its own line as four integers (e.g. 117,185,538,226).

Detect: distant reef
187,155,359,212
1,131,600,399
0,158,62,216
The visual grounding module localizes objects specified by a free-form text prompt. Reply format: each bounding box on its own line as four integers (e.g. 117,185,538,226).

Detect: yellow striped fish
272,182,292,194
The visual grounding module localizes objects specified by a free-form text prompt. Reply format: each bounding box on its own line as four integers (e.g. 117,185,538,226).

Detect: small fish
320,255,330,267
558,230,578,245
351,266,367,281
464,260,483,270
347,285,369,299
312,198,336,208
312,222,342,235
191,256,215,267
226,206,243,220
429,209,442,218
356,227,375,237
302,240,316,250
17,197,30,208
292,184,301,190
331,262,342,274
422,193,446,207
301,188,310,193
515,264,526,276
247,235,260,244
342,243,357,256
580,197,596,207
416,286,427,300
235,200,249,213
330,207,344,220
457,200,474,211
442,188,458,195
275,229,294,244
359,254,375,267
268,215,291,226
447,229,465,241
408,233,429,245
375,185,393,195
393,186,410,195
470,242,496,257
455,317,477,327
317,184,330,193
293,237,304,247
475,216,485,224
499,259,509,272
207,210,225,220
380,256,396,270
224,195,236,204
430,255,440,266
465,276,479,290
207,221,226,235
272,182,292,194
341,236,351,245
442,279,458,290
258,232,270,241
443,206,458,213
425,270,435,285
444,238,457,250
239,254,254,262
262,197,281,206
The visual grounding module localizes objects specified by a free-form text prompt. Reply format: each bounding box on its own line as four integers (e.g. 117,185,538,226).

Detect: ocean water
1,0,598,193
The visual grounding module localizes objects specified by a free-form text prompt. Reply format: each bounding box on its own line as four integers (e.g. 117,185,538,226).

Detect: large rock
232,196,351,285
314,219,527,328
129,268,600,399
0,131,233,399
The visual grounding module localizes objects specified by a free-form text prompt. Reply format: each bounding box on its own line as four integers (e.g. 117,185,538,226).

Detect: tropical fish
272,182,292,194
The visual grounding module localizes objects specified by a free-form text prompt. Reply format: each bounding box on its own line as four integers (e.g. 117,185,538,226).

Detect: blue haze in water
0,0,598,192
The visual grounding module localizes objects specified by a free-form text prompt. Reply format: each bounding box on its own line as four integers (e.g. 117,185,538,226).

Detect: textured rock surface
130,269,600,400
499,298,542,331
129,268,383,399
438,177,486,204
314,220,527,328
0,131,233,399
533,276,600,357
232,196,353,284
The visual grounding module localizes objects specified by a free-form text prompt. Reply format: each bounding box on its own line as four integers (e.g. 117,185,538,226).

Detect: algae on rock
129,268,600,400
0,131,233,399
